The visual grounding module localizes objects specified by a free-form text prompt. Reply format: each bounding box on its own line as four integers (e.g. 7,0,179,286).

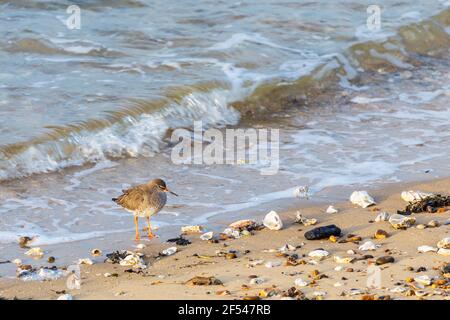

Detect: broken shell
375,211,390,222
416,224,427,230
427,220,440,228
389,214,416,229
225,253,237,260
90,249,102,257
263,211,283,231
264,260,282,268
200,232,214,241
437,237,450,249
374,229,389,240
333,256,355,264
162,246,177,256
326,206,339,214
437,248,450,256
401,191,434,202
181,225,203,234
223,228,240,239
249,277,265,285
78,258,94,265
136,244,146,249
358,241,380,251
279,243,296,253
350,191,376,208
12,258,22,266
308,249,330,260
293,186,309,199
294,278,309,287
334,266,344,271
295,212,317,226
47,256,55,263
24,247,44,258
414,275,432,286
417,245,437,253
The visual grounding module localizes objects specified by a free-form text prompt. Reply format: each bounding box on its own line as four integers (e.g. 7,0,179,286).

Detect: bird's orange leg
134,215,140,241
146,216,154,239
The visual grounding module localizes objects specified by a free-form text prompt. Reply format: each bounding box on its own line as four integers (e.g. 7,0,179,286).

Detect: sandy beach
1,177,449,300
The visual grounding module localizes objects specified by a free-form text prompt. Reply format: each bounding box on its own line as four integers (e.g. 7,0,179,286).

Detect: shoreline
0,177,449,300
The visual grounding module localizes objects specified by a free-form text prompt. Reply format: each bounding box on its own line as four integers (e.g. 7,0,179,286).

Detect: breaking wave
0,8,449,181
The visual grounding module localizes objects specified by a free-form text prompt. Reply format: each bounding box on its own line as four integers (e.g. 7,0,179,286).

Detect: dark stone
376,256,395,265
304,225,341,240
416,266,427,272
442,264,450,274
167,235,191,246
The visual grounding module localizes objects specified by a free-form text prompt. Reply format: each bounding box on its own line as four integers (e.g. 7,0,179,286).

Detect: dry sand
0,178,449,300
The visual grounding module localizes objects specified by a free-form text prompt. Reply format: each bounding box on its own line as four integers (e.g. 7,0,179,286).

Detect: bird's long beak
164,188,178,196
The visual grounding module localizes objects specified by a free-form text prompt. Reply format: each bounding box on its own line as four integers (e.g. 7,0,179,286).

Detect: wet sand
0,177,449,300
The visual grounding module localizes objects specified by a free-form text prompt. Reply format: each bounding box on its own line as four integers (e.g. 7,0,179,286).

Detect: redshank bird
112,178,178,240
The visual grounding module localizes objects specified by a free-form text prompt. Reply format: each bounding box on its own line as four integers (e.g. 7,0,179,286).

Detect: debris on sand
308,249,330,260
389,214,416,229
105,250,146,269
263,211,283,230
167,235,191,246
304,225,341,240
417,245,437,253
350,191,376,208
397,194,450,215
17,266,64,281
375,212,389,222
438,248,450,256
229,219,257,230
57,294,73,300
326,206,339,214
294,278,309,287
374,229,389,239
334,256,355,264
358,241,380,251
376,256,395,265
91,249,102,257
401,191,434,202
200,232,214,241
161,247,177,256
295,212,317,226
185,276,223,286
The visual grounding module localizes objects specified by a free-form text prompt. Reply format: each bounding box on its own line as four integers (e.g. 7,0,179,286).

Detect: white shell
390,286,407,293
162,246,177,256
223,228,240,238
278,243,296,253
136,243,146,249
358,241,380,251
264,260,282,268
437,237,450,249
57,294,73,300
389,214,416,229
417,245,437,253
326,206,339,214
414,275,432,286
12,258,22,266
334,266,344,271
350,191,376,208
308,249,330,260
249,277,265,285
333,256,355,264
263,211,283,230
375,211,390,222
24,247,44,257
200,232,213,241
294,278,309,287
401,190,434,202
119,252,146,269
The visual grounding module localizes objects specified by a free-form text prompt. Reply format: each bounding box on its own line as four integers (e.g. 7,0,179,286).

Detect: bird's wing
113,186,146,211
